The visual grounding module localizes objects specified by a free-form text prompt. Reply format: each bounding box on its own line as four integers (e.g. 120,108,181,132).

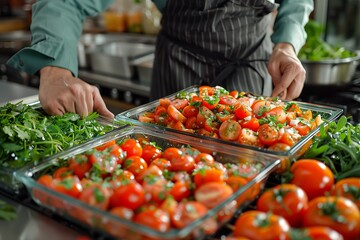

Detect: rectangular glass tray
16,125,280,240
116,85,343,159
0,101,119,195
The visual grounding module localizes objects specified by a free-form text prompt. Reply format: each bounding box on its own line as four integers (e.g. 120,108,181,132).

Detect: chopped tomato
167,105,187,123
257,123,279,146
218,120,242,141
240,117,260,131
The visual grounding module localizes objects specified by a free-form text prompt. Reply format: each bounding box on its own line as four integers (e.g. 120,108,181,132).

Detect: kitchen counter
0,80,38,105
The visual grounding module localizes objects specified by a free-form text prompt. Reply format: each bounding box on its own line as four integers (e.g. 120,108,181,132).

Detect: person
7,0,313,118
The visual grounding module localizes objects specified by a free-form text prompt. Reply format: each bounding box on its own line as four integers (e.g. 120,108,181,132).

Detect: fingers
39,67,112,118
92,86,114,119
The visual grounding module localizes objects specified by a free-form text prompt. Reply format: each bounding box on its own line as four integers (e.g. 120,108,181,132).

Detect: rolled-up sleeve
271,0,314,54
7,0,113,77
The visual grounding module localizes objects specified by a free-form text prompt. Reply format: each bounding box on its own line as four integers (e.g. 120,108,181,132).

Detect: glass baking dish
16,125,280,240
116,85,343,160
0,101,120,195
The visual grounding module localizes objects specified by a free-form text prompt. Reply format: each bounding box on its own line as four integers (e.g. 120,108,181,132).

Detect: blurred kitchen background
1,0,360,120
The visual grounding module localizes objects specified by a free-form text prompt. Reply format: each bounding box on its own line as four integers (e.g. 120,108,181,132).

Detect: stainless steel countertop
0,194,82,240
0,80,39,105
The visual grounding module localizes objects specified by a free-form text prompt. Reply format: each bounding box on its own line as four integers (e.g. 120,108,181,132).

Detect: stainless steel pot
301,52,360,86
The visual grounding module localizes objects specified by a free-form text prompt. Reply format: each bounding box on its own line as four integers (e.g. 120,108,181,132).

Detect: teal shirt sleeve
271,0,314,54
6,0,114,77
151,0,167,13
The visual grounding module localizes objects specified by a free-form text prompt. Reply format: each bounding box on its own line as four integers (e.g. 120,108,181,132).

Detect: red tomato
170,154,195,173
120,138,143,157
172,98,189,110
95,140,116,151
235,104,252,120
225,175,249,206
291,226,344,240
53,166,73,179
219,95,237,106
290,159,334,200
290,120,312,136
268,142,291,151
162,147,182,161
37,174,53,188
110,182,146,210
141,144,162,165
193,167,225,187
194,152,214,165
134,207,171,232
194,182,233,209
159,98,172,107
88,151,118,175
142,176,170,203
106,144,126,164
219,120,242,141
182,105,199,118
258,123,279,146
302,196,360,240
256,184,309,227
185,116,198,129
229,90,239,98
263,106,286,124
252,100,271,118
122,155,148,181
240,117,260,131
167,104,187,123
331,177,360,209
238,128,264,147
171,201,209,229
233,210,290,240
52,175,83,198
199,86,215,96
154,105,167,116
169,181,191,202
109,206,134,220
68,154,92,179
78,183,111,210
149,157,172,171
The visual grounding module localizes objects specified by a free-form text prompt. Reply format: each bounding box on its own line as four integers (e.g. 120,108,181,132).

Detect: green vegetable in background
303,116,360,180
0,102,114,169
298,20,357,61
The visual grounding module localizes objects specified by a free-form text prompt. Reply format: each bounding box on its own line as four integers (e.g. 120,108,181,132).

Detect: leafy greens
0,102,114,169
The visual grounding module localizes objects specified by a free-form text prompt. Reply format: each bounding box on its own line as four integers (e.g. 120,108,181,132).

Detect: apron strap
161,30,268,88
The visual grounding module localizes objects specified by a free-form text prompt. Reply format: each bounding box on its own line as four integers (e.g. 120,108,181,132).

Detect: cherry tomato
122,155,148,181
78,183,111,210
37,174,53,188
109,206,134,220
240,117,260,132
134,208,171,232
52,175,83,198
110,182,146,210
88,151,118,175
290,226,344,240
302,196,360,240
331,177,360,209
194,182,233,209
120,138,143,157
53,166,73,179
172,98,188,110
68,154,92,179
149,157,172,171
169,181,191,202
290,159,334,200
141,144,162,165
182,105,199,118
193,167,225,187
238,128,264,147
258,123,279,146
263,106,286,124
233,210,290,240
235,104,252,120
219,95,237,106
256,183,309,227
194,153,214,165
167,105,187,123
162,147,182,161
95,140,116,151
171,201,208,229
169,154,195,173
219,120,242,141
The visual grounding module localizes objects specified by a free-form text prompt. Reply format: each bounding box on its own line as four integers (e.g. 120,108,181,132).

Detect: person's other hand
39,66,114,118
268,43,306,100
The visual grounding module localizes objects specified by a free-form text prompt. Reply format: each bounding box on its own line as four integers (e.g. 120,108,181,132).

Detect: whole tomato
233,210,290,240
133,207,171,232
302,196,360,240
290,159,334,200
256,183,308,227
289,226,344,240
331,177,360,209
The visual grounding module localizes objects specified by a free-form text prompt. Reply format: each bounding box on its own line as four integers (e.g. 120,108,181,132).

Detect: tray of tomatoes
116,85,343,159
15,124,280,240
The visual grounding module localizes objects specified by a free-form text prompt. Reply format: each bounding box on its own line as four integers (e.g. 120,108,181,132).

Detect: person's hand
39,66,114,118
267,43,306,100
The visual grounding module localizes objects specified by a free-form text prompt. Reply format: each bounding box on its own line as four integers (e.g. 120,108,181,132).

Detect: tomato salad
138,86,324,150
34,137,264,238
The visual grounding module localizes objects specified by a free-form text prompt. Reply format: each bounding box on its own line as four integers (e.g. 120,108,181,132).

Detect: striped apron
150,0,276,100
